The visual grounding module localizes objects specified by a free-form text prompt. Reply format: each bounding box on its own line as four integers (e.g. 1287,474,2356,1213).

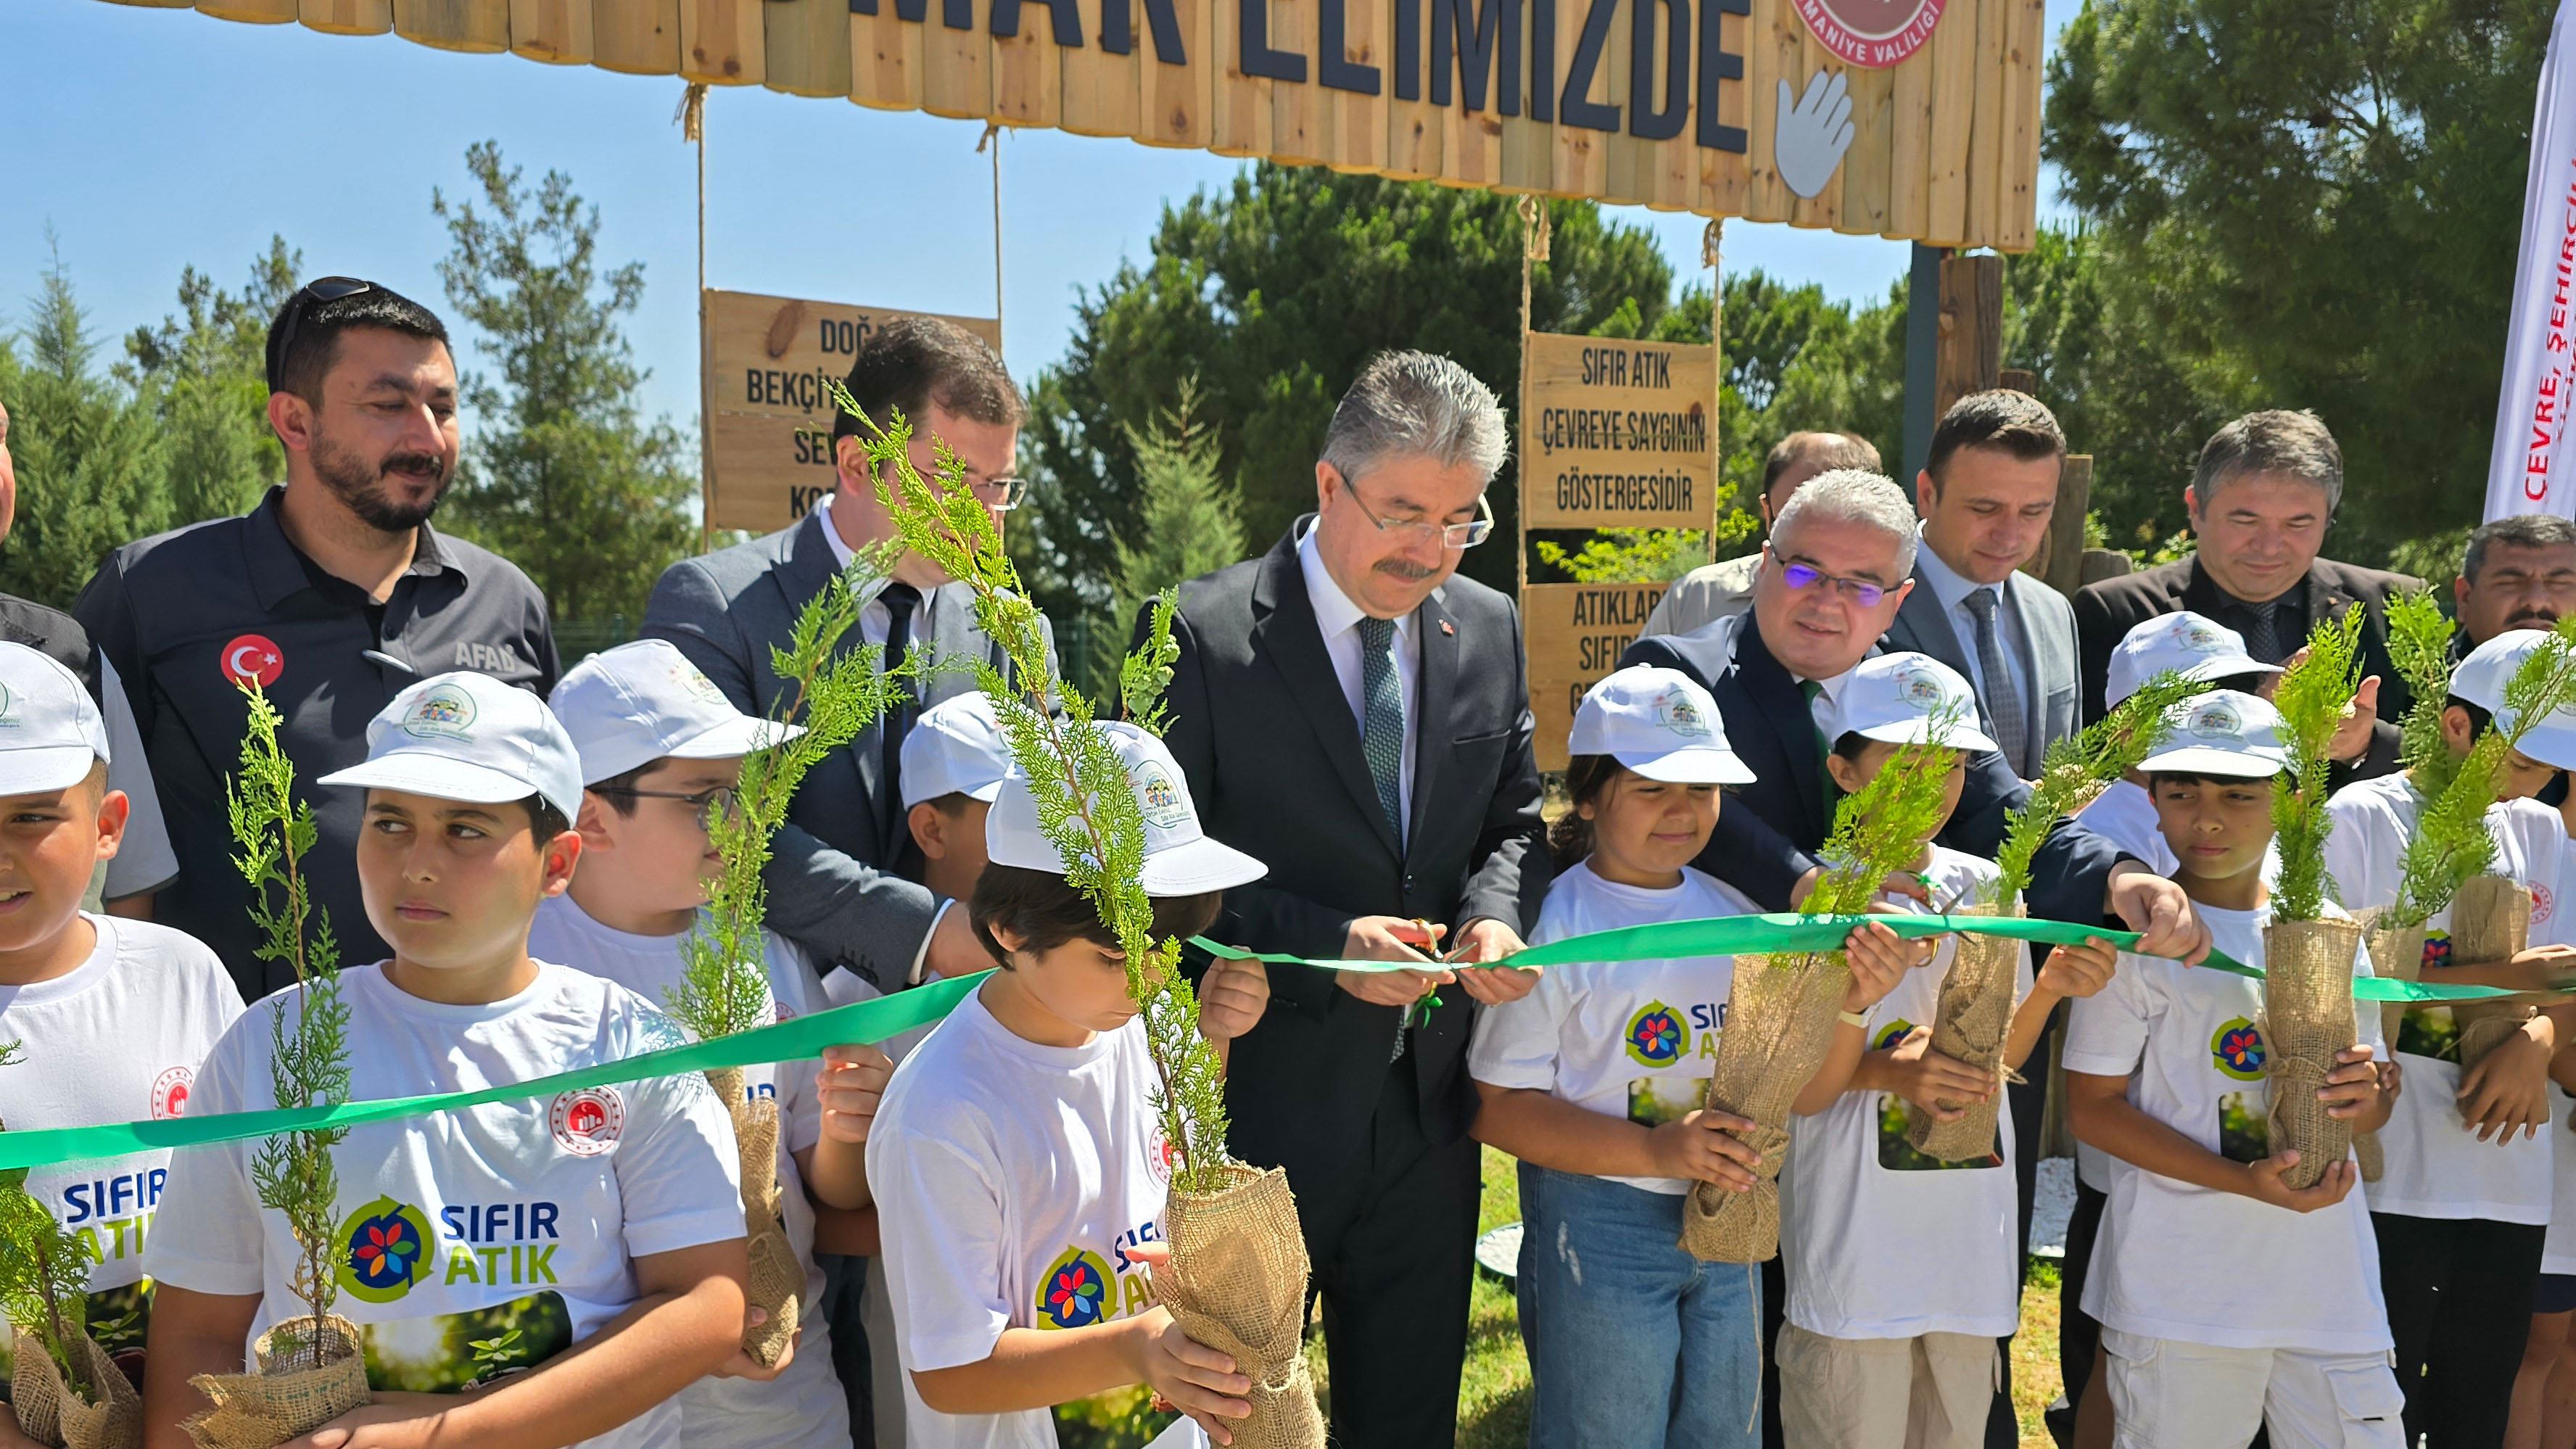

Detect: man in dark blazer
2074,410,2411,777
1156,352,1548,1449
642,317,1048,1445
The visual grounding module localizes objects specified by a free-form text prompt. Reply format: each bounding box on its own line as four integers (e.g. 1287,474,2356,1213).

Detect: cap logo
222,634,285,690
672,663,727,705
2181,624,2227,654
1651,689,1712,739
0,680,18,731
1136,766,1190,830
402,686,480,741
2187,701,2243,740
1896,667,1949,709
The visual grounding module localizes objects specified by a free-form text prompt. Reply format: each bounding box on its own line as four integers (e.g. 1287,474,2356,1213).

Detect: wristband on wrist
1837,1010,1870,1030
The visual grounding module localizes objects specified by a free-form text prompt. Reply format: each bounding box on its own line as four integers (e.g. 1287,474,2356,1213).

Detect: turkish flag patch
221,634,285,688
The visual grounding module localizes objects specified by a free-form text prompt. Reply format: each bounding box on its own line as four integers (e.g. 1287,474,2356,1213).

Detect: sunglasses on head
265,276,379,392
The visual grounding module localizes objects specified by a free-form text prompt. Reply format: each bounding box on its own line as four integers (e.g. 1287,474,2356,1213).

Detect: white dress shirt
1911,528,2034,732
1298,521,1418,842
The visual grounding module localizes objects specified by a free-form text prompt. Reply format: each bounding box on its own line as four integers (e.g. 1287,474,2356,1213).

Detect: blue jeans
1516,1163,1764,1448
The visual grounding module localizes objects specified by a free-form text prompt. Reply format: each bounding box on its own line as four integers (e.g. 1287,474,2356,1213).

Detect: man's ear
2456,573,2474,609
1915,468,1938,516
909,801,947,860
834,434,870,491
266,390,315,456
1314,460,1342,513
2183,484,2203,524
574,793,619,852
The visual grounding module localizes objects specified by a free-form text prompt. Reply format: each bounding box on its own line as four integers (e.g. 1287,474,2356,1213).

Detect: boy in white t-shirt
0,643,241,1447
1777,653,2119,1449
143,671,750,1449
863,719,1274,1449
2319,626,2576,1447
536,638,869,1449
2065,689,2401,1448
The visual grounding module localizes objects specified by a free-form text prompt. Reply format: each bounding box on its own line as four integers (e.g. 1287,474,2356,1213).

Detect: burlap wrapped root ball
1681,950,1851,1263
1906,906,2020,1162
12,1324,141,1449
183,1315,368,1449
1155,1164,1325,1449
2448,876,2538,1079
2352,910,2427,1185
2261,917,2366,1192
707,1066,800,1370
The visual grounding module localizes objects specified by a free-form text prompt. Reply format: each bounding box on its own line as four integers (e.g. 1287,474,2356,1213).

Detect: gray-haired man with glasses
1146,350,1548,1448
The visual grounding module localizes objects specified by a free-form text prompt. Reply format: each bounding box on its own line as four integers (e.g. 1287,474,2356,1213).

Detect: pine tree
1109,382,1244,634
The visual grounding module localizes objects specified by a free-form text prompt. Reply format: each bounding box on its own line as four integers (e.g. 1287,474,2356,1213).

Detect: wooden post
1998,367,2034,394
1935,253,2002,419
2018,453,2091,599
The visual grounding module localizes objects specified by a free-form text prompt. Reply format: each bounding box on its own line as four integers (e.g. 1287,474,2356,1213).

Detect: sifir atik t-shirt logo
337,1196,436,1304
2211,1017,2268,1081
149,1065,195,1120
1036,1246,1118,1329
1624,1000,1688,1067
548,1088,624,1157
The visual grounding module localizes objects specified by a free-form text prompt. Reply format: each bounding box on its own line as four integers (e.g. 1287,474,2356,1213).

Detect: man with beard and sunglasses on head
74,277,557,1002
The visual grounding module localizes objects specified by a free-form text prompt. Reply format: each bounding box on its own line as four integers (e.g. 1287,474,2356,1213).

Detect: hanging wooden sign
1520,330,1717,531
1524,579,1669,772
701,288,1002,533
117,0,2042,247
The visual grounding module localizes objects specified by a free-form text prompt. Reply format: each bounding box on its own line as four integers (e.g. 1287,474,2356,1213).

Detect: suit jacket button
1403,873,1416,894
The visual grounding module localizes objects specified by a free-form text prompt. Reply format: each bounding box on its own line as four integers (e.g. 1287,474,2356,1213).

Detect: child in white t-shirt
862,719,1274,1449
0,643,241,1447
143,671,749,1449
1778,653,2119,1449
2319,627,2576,1446
537,637,870,1449
2064,689,2401,1448
1468,664,1920,1449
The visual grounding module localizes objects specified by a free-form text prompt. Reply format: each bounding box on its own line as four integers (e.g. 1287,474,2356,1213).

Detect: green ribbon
0,970,988,1174
1192,913,2526,1004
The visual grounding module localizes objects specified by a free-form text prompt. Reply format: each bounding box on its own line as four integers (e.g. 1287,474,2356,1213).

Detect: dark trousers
2059,1178,2108,1409
817,1252,875,1448
1299,1050,1481,1449
2374,1212,2548,1449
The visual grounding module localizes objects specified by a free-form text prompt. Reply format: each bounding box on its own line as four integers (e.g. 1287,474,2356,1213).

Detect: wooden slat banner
1524,581,1669,772
1521,330,1717,531
701,289,1002,532
114,0,2031,244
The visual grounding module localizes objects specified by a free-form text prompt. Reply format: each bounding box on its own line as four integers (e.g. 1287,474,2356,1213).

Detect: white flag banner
2488,0,2576,521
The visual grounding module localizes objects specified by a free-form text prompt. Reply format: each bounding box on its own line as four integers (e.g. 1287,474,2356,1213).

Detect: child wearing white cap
0,643,239,1426
860,719,1273,1449
1772,652,2118,1449
2075,611,2284,875
2063,689,2400,1448
144,671,751,1449
1466,664,1916,1448
532,638,863,1449
901,691,1015,912
2318,626,2576,1443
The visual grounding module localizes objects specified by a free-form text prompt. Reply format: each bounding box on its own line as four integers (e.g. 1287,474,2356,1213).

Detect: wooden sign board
701,288,1002,534
1521,331,1717,532
141,0,2043,247
1523,580,1668,772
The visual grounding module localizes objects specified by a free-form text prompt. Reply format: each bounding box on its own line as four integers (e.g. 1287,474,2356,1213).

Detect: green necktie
1803,679,1844,822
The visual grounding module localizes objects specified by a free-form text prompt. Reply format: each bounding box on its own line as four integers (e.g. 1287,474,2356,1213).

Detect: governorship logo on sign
1794,0,1947,67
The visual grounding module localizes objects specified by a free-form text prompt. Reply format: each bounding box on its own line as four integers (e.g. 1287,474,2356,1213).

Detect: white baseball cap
2135,689,2289,779
549,639,804,786
321,672,585,822
1817,653,2001,753
2452,627,2576,770
985,721,1267,894
1567,666,1753,784
2105,611,2281,708
0,643,110,796
901,693,1015,809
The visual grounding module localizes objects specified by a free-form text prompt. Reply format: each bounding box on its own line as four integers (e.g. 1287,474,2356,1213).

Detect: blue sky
1,0,2076,432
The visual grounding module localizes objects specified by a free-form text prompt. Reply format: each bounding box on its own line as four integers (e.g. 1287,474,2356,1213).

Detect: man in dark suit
1156,352,1548,1449
642,316,1049,1446
2073,410,2411,776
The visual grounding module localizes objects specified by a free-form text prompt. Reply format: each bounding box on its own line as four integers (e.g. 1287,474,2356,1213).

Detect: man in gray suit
1881,391,2078,780
1639,431,1882,638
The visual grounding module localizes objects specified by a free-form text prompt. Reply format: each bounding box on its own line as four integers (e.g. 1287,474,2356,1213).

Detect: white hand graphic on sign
1775,69,1857,199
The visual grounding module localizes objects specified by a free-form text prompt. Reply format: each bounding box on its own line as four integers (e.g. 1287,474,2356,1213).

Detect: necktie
1803,679,1844,824
2237,600,2284,663
1964,587,2028,772
1358,615,1406,843
879,581,922,846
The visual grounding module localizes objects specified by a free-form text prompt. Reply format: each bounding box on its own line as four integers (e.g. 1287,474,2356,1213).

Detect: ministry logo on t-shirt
1625,1001,1688,1067
1036,1246,1118,1329
548,1088,625,1156
149,1065,195,1120
1144,1124,1176,1187
2211,1017,2267,1081
337,1196,435,1304
2536,885,2556,927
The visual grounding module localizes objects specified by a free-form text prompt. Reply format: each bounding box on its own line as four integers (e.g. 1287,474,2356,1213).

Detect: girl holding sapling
1464,665,1920,1448
1774,654,2118,1449
2063,689,2400,1447
0,645,241,1449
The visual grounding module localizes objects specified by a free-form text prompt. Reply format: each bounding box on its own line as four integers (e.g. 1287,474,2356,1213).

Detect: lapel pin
1440,620,1456,637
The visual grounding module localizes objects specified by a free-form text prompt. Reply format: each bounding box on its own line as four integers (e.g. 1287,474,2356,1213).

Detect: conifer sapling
1991,672,2200,907
2269,612,2366,922
2388,616,2576,930
0,1043,97,1404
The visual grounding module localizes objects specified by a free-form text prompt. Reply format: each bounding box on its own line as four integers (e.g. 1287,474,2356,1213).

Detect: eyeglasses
1345,484,1495,550
265,276,378,392
965,473,1030,511
1777,557,1893,607
590,785,740,832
